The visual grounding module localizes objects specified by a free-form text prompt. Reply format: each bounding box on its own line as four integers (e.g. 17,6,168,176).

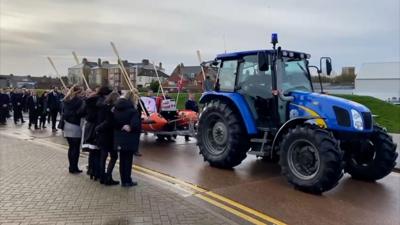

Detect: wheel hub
212,122,228,145
288,140,320,180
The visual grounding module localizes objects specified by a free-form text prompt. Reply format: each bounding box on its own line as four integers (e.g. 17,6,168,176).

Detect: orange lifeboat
142,112,168,131
177,110,199,126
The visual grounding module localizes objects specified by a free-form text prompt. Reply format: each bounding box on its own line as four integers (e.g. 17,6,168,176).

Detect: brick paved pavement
0,134,241,225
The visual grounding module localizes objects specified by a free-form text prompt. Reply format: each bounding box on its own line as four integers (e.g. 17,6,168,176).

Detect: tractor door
236,55,274,127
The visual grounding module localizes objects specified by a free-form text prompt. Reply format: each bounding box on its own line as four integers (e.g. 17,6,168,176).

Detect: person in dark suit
47,87,61,131
113,90,141,187
27,90,40,129
11,88,25,124
96,91,120,185
21,89,30,113
0,88,10,125
38,91,49,128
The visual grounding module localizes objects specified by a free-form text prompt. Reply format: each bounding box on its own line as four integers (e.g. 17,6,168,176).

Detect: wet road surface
1,124,399,225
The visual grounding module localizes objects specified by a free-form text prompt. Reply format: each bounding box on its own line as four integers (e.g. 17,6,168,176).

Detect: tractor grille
362,112,372,130
333,106,351,127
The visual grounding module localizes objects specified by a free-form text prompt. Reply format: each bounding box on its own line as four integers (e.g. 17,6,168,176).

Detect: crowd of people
0,87,65,129
0,85,200,188
60,85,143,187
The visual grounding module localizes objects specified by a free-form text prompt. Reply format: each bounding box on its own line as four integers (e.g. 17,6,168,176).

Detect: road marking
1,131,287,225
132,164,286,225
204,191,286,225
195,194,269,225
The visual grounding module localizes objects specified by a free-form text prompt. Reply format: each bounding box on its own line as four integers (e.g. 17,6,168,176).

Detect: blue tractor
197,34,398,194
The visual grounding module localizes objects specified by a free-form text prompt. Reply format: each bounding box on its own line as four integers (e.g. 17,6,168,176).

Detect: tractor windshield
280,58,312,93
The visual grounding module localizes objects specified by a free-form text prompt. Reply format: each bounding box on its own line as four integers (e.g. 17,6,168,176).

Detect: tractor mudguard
199,92,258,134
271,116,320,153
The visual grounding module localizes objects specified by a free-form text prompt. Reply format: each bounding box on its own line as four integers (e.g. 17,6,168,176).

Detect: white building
355,62,400,102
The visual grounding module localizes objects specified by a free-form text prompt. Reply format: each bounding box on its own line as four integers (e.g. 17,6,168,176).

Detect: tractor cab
210,45,331,130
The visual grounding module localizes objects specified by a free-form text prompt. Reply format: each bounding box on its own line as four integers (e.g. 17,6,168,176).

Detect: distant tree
149,80,160,93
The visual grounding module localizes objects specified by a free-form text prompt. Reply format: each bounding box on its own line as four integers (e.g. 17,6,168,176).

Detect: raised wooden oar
47,57,67,90
72,51,90,90
196,50,206,81
110,42,147,116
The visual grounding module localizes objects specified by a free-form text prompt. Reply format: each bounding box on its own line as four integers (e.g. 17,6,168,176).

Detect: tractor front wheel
344,125,398,181
279,125,344,194
197,100,249,168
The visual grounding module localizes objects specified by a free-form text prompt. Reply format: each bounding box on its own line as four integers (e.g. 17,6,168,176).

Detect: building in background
167,64,217,91
0,74,65,89
67,58,97,87
355,62,400,102
0,74,36,88
134,59,168,88
67,58,167,90
341,67,356,76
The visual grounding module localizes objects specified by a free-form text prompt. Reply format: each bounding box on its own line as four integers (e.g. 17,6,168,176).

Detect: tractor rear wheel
197,100,249,168
344,125,398,181
279,125,343,194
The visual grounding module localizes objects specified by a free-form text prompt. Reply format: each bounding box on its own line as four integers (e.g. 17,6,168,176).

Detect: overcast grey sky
0,0,399,77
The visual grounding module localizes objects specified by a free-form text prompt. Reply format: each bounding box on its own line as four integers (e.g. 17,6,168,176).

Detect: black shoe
52,128,58,132
35,126,39,130
121,181,138,187
185,136,190,142
21,120,25,123
42,126,47,129
69,168,83,174
105,177,120,186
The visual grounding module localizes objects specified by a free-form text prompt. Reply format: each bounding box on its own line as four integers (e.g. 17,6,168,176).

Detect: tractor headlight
351,109,363,130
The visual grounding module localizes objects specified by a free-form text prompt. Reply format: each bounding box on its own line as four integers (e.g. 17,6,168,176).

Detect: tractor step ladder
249,127,270,157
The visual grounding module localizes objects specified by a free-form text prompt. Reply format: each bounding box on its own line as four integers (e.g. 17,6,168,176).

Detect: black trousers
99,147,118,179
119,151,134,183
13,108,23,123
50,110,58,129
29,111,38,127
0,107,7,124
66,137,81,171
40,113,47,127
88,150,101,178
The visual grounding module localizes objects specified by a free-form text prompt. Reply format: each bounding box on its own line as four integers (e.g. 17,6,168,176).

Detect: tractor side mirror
258,51,270,71
320,57,333,76
326,59,332,75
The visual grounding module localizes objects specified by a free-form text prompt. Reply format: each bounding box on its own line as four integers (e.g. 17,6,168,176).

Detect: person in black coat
21,89,30,113
63,86,86,173
27,90,40,129
83,86,112,181
184,92,199,113
47,87,61,131
0,88,10,125
113,90,141,187
184,92,199,141
96,91,120,185
11,88,25,124
82,91,100,180
38,91,49,129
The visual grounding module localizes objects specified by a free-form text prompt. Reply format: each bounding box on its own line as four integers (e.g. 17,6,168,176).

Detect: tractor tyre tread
197,100,249,169
279,125,344,194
